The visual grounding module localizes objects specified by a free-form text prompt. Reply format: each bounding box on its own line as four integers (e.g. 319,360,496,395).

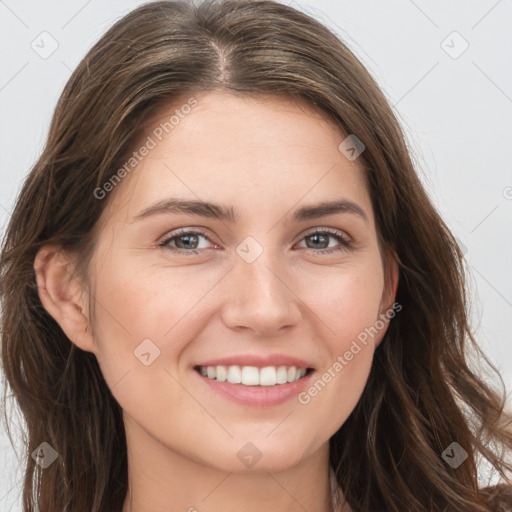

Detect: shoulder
480,484,512,511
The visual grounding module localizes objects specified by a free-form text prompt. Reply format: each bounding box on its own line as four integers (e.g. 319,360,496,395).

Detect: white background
1,1,511,510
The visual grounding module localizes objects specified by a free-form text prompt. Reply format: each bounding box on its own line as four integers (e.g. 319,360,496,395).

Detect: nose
220,247,302,337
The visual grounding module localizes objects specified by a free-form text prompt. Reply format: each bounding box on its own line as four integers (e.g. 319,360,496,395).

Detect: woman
1,1,511,511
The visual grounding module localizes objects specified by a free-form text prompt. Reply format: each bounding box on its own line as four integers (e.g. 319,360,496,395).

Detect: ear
379,250,399,313
375,250,400,347
34,244,96,354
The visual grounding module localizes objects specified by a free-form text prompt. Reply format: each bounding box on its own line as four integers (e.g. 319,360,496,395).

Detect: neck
121,415,345,512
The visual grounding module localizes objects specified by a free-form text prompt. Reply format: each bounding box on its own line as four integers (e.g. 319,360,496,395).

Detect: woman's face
80,92,397,473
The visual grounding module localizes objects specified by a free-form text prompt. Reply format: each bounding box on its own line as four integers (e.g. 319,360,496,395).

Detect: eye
295,228,353,254
159,229,216,255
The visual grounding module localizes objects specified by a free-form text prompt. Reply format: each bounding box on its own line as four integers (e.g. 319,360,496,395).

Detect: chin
196,435,318,474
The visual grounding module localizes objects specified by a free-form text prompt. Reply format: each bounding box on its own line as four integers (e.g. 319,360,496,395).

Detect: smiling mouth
194,365,314,387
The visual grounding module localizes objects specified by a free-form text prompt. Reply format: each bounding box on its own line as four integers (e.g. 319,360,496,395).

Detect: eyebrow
133,197,368,223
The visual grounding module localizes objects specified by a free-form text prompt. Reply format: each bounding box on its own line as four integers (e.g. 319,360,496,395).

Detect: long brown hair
1,1,511,511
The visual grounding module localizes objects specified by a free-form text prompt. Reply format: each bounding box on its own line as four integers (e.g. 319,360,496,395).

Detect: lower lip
194,369,314,407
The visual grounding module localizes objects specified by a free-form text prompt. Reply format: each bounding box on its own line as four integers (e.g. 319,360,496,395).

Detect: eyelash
158,227,353,256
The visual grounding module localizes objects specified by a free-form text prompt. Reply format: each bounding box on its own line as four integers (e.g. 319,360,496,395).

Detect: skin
35,91,398,512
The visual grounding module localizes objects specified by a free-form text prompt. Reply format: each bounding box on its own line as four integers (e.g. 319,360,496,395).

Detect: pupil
178,234,198,249
308,233,328,249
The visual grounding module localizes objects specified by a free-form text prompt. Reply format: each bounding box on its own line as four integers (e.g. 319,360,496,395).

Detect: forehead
101,91,371,223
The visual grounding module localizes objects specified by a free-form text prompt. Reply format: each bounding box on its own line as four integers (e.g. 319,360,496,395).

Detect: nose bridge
220,236,301,335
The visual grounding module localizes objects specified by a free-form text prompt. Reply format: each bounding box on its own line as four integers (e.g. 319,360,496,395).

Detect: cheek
295,259,384,414
91,253,216,342
296,275,381,436
88,260,200,424
88,253,226,386
299,258,385,349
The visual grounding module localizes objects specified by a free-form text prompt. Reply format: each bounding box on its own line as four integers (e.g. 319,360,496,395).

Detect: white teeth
276,366,288,384
198,365,308,386
241,366,259,385
227,365,242,384
260,366,277,386
216,365,227,382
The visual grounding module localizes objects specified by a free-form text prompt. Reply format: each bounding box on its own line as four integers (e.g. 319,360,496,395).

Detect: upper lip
195,354,314,370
